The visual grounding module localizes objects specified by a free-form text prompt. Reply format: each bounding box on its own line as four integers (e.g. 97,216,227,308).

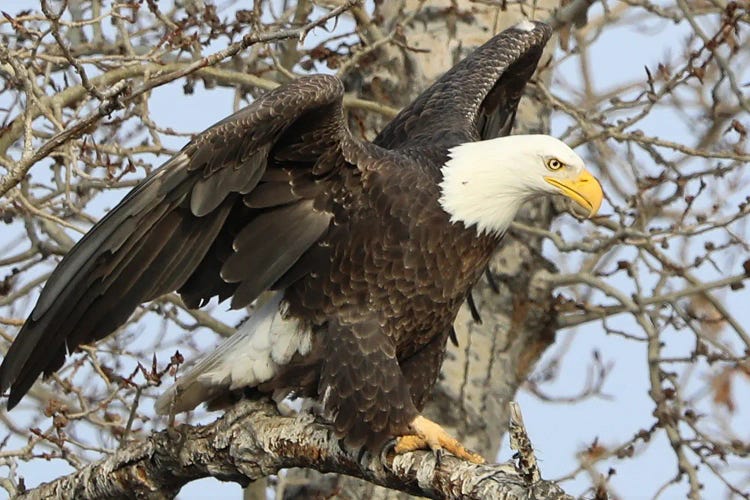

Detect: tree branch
16,400,570,500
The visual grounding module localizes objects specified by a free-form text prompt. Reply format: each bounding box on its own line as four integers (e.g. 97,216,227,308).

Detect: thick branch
17,400,569,500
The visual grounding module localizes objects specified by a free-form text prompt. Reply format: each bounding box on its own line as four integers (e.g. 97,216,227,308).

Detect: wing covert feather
222,200,332,309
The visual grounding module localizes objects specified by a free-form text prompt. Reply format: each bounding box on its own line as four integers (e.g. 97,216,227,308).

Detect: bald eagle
0,21,602,462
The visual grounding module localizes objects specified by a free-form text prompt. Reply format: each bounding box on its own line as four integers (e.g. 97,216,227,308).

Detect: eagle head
439,135,603,236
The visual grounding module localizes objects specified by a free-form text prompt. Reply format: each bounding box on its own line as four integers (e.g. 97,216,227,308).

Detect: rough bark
15,400,570,500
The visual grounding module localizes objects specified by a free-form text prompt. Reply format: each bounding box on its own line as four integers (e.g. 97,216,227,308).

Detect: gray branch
17,400,570,500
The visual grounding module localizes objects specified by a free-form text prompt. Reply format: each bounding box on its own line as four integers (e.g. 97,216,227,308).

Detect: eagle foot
394,415,485,464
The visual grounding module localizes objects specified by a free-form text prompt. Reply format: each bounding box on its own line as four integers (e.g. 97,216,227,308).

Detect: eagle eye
546,158,564,171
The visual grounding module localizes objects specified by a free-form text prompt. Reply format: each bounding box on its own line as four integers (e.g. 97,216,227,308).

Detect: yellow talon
394,415,485,464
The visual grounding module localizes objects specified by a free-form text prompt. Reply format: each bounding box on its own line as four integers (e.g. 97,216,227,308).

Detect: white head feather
439,134,595,236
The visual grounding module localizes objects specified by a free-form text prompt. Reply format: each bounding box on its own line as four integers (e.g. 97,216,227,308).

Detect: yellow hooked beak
544,169,603,217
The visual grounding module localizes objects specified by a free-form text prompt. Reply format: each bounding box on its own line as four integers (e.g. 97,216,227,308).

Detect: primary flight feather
0,21,602,462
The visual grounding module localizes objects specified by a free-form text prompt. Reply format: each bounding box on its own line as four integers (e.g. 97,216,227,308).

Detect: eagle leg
394,415,485,464
399,327,452,410
321,318,419,448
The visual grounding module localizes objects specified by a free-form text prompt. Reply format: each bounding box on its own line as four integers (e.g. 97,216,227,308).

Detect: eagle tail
154,292,311,415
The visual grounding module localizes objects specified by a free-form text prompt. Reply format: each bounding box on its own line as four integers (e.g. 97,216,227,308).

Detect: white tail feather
154,292,310,415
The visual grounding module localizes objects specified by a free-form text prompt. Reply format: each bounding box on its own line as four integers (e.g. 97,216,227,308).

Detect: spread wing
0,74,360,409
373,21,551,148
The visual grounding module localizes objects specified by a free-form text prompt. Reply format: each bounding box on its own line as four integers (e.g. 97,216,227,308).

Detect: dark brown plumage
0,21,554,456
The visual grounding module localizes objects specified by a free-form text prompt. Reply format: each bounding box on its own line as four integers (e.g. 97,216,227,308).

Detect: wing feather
243,181,301,208
190,146,269,216
223,200,332,309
